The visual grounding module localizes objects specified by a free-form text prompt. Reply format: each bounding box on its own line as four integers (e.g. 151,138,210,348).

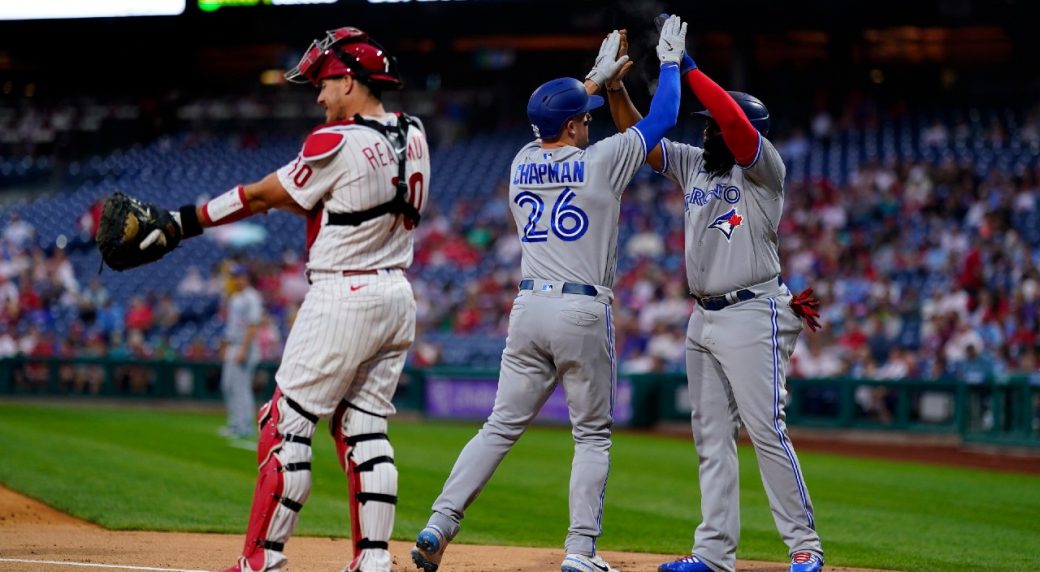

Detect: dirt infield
0,486,888,572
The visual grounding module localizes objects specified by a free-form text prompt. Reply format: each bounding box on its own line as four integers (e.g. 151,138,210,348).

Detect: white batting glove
656,15,688,65
586,30,631,88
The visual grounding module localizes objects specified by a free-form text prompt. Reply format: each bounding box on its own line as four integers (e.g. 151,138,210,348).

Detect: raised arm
604,30,665,171
584,30,630,97
628,15,686,157
682,59,760,165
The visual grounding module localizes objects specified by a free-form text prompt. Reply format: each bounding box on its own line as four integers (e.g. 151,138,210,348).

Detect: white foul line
0,558,208,572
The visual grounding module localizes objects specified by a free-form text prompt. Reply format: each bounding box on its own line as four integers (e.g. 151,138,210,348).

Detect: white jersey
276,114,431,272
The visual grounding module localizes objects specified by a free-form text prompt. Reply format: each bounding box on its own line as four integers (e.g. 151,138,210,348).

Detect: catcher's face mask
285,27,402,89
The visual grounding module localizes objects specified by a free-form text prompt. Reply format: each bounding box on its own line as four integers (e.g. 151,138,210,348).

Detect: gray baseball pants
427,283,616,556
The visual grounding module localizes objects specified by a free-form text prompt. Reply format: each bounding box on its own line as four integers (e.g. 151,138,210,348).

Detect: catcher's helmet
694,91,770,136
286,27,402,90
527,78,604,139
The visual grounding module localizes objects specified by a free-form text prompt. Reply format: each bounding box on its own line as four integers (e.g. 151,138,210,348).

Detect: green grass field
1,402,1038,572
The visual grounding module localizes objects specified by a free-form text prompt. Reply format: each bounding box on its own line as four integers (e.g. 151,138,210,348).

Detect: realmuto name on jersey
361,136,426,170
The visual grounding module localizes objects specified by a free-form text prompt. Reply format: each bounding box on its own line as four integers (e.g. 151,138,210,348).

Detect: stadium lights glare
198,0,336,11
260,70,288,85
0,0,186,20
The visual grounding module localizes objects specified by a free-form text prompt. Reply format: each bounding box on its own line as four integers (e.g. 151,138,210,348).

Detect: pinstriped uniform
273,115,429,417
427,128,648,557
251,114,427,572
658,134,822,572
277,116,430,275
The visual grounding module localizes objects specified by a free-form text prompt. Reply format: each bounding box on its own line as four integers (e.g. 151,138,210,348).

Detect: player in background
601,21,824,572
219,264,262,439
410,16,686,572
130,26,430,572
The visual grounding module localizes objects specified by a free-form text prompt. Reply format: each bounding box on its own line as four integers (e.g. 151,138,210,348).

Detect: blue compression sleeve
681,53,698,75
633,63,680,154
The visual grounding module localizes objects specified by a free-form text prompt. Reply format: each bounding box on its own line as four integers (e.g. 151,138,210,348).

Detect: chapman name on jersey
512,158,586,187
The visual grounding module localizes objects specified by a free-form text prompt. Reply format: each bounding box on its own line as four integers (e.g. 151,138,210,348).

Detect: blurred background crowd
2,0,1039,391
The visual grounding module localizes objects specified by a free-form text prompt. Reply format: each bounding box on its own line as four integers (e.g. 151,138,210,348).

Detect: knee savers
236,388,318,572
331,400,398,572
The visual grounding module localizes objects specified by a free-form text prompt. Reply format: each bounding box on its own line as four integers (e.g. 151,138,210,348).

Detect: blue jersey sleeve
631,63,680,154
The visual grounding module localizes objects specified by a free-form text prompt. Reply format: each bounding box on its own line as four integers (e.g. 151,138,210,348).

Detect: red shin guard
234,388,316,571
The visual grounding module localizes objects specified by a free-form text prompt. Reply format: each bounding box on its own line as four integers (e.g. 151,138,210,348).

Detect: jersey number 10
514,188,589,242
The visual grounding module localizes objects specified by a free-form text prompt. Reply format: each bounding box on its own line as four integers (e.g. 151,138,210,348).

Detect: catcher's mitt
96,192,182,271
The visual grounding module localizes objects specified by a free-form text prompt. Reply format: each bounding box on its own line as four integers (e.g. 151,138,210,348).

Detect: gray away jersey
224,286,262,347
508,129,646,287
660,135,786,296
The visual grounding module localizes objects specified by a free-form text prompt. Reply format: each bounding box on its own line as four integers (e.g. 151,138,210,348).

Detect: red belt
306,269,379,284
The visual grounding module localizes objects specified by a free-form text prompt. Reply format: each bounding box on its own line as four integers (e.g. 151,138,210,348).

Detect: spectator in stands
3,94,1040,386
77,277,109,325
177,265,207,296
154,293,181,334
792,334,844,378
96,298,124,337
74,198,105,249
624,216,665,259
0,274,17,320
944,320,985,365
255,315,282,361
921,119,949,149
17,274,42,316
124,295,154,332
277,250,308,305
0,324,15,358
956,342,1001,384
74,332,107,394
183,336,214,361
2,213,35,248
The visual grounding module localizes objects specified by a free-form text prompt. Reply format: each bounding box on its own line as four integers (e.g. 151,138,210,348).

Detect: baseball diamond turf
0,403,1038,572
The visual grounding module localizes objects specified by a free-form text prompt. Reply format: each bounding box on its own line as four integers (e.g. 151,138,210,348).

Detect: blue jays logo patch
708,208,744,240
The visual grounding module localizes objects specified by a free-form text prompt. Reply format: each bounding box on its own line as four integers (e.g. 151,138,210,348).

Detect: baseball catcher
96,24,430,572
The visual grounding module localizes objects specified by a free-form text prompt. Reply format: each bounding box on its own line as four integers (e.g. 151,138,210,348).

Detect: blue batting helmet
527,78,604,139
694,91,770,136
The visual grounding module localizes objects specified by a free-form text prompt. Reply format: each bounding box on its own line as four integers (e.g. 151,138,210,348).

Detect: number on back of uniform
514,187,588,242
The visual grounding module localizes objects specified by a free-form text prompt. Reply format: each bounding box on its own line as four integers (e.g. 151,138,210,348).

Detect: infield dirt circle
0,486,889,572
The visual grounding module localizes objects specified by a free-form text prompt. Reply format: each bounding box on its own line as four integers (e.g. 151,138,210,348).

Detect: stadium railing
2,357,1038,448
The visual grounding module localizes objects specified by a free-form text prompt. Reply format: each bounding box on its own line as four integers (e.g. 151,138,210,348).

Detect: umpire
219,264,262,438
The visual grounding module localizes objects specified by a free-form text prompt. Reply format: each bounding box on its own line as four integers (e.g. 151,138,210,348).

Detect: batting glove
656,15,688,66
586,30,631,88
656,14,697,73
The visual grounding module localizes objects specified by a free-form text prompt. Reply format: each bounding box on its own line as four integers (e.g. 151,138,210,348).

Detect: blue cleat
410,525,447,572
790,551,824,572
658,554,712,572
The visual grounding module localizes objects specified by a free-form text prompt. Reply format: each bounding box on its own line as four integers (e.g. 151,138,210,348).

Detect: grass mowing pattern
1,403,1038,571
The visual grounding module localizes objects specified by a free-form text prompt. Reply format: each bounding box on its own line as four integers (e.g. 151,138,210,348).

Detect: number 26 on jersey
514,188,589,242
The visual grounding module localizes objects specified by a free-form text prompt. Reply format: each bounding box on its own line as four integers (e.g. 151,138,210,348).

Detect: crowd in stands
2,98,1040,399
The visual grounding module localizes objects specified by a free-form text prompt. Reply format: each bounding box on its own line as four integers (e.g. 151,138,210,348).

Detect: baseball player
96,26,430,572
410,16,687,572
601,22,824,572
219,264,263,439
